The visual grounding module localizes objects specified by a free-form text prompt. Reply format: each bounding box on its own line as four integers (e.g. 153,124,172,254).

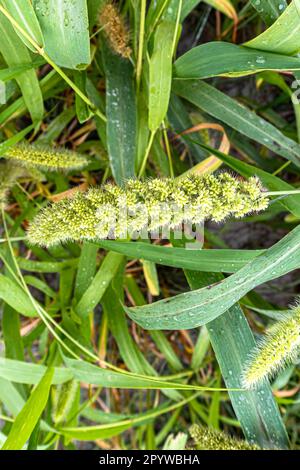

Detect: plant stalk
136,0,147,90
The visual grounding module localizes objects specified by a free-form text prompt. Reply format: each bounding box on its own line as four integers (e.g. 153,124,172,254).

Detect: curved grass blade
2,305,24,362
1,367,54,450
172,79,300,167
245,0,300,54
174,42,300,79
75,252,124,319
126,224,300,329
74,71,93,123
0,358,73,385
98,240,264,273
64,356,230,392
203,0,237,20
33,0,91,69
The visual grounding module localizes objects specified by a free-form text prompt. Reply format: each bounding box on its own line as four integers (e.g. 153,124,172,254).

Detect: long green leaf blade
1,367,54,450
33,0,90,69
126,224,300,329
98,240,264,273
172,79,300,167
102,42,136,184
64,357,228,392
0,358,73,385
149,21,174,131
75,252,124,318
174,42,300,79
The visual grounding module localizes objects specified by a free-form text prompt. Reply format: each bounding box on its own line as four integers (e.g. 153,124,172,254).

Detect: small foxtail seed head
99,2,132,58
27,173,269,247
242,302,300,389
189,425,261,450
3,143,89,172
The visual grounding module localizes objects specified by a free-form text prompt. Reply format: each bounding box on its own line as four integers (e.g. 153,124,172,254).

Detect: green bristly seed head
27,173,269,247
242,302,300,389
3,142,89,172
189,425,261,450
0,160,25,208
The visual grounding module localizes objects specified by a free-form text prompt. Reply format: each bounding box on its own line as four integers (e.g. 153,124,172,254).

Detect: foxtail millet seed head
189,425,261,450
99,2,132,58
3,143,89,172
27,173,269,247
242,302,300,389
